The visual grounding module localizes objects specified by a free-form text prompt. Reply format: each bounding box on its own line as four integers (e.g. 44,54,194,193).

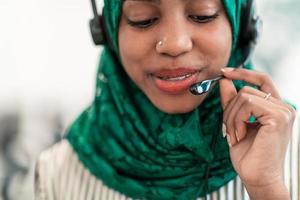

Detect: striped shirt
35,117,299,200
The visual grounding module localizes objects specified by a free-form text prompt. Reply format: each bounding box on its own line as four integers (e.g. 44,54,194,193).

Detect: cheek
119,27,141,82
214,25,232,62
119,19,152,65
213,19,232,63
119,29,140,67
118,20,153,83
195,18,232,67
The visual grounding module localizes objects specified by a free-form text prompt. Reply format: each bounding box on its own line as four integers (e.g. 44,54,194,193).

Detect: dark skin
220,68,295,199
118,0,296,199
119,0,232,113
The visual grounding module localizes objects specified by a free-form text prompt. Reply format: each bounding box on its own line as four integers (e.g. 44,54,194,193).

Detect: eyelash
189,13,219,23
127,18,159,28
127,13,219,29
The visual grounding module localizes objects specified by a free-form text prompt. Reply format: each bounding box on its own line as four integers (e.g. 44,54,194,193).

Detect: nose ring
157,41,163,46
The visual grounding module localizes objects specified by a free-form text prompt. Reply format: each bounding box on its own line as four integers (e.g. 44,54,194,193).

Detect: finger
224,99,239,145
234,117,248,143
221,67,281,100
223,96,239,145
219,76,237,110
224,92,255,146
233,95,275,141
240,86,296,117
223,87,256,141
234,97,259,143
224,87,287,145
224,86,283,124
226,85,294,120
225,93,266,147
228,93,288,145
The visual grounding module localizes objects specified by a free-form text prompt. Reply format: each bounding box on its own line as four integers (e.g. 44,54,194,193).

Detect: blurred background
0,0,299,199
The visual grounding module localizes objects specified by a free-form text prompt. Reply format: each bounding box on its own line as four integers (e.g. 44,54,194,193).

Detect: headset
89,0,262,64
89,0,105,46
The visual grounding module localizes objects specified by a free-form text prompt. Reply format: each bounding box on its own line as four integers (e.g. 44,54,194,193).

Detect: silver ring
263,93,271,100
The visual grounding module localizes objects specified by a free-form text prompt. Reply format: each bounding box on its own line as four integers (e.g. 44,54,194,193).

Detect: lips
151,68,201,94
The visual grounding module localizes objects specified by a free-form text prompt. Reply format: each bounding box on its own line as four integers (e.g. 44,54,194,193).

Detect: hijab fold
67,0,252,199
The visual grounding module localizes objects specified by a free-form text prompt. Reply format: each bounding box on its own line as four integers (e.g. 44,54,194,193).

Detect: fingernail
226,134,232,147
235,130,240,142
221,67,235,73
222,123,227,138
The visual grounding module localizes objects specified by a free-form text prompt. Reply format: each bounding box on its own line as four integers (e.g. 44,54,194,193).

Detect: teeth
159,74,192,81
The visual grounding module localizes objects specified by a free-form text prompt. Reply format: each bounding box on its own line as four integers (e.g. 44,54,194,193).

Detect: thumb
219,77,237,109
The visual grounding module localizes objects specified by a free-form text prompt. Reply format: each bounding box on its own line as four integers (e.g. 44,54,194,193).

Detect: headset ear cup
89,15,106,45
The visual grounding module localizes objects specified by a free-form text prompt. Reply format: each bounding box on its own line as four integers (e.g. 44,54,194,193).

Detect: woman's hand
219,67,296,200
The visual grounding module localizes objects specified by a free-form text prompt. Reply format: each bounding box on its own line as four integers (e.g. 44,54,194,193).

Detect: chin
158,106,196,114
149,94,206,114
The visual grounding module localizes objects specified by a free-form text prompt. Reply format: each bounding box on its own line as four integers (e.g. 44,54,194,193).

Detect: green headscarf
67,0,251,199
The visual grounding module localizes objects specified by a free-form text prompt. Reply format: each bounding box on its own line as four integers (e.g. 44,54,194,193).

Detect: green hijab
67,0,251,199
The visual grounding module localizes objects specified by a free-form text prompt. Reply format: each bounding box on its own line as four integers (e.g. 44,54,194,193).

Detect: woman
35,0,298,199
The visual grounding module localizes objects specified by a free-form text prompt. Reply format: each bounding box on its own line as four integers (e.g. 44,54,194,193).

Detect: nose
156,19,193,57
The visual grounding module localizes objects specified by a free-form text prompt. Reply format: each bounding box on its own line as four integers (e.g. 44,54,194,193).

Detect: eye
127,17,158,28
189,13,219,23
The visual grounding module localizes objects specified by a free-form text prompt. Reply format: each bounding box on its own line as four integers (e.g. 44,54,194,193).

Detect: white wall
255,0,300,106
0,0,103,124
0,1,103,198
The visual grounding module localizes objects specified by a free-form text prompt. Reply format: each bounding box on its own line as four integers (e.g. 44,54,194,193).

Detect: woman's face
118,0,232,114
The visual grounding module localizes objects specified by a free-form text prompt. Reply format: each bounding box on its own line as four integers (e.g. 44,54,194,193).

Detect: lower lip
152,72,199,94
